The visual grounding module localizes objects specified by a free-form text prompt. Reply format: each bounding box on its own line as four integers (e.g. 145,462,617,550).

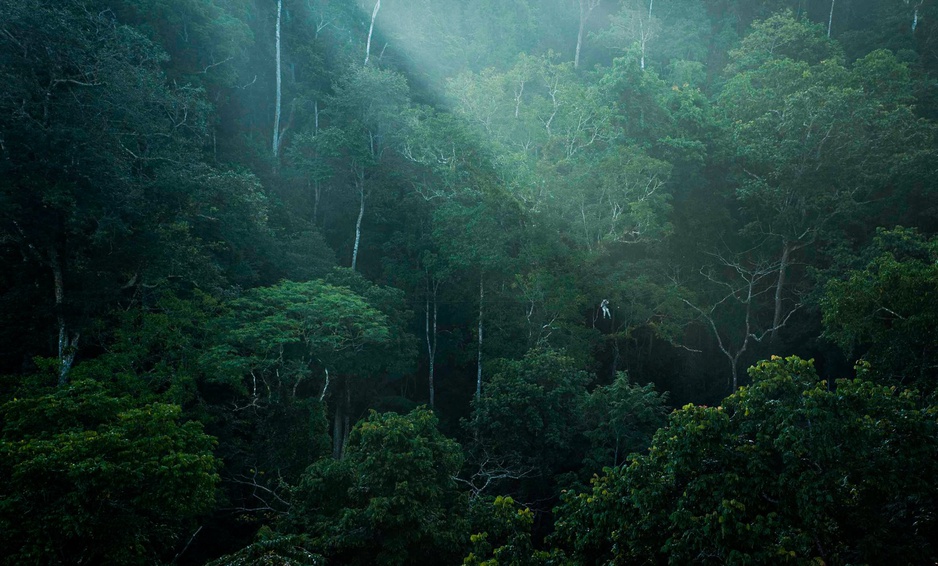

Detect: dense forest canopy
1,0,936,563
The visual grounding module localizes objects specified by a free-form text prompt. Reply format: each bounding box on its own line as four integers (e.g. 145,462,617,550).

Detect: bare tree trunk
425,275,439,409
828,0,836,37
574,0,600,70
331,377,351,459
343,381,351,451
320,368,330,402
312,180,321,225
50,247,78,386
730,356,740,390
351,171,365,271
682,258,786,394
364,0,381,65
731,277,755,391
310,101,321,224
772,241,791,341
648,0,654,19
640,21,647,70
332,387,344,459
272,0,282,158
476,274,484,400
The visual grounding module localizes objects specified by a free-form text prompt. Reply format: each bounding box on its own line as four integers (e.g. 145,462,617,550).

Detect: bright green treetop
0,378,219,564
554,355,938,565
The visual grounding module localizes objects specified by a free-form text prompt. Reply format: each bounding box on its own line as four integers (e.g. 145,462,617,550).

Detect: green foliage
206,527,323,566
554,356,938,564
289,407,468,565
464,496,550,566
323,267,418,376
70,290,223,405
718,14,935,253
1,1,937,562
726,11,842,74
822,227,938,394
204,278,398,481
0,379,219,564
0,0,271,359
109,0,254,88
208,279,392,392
581,373,669,470
469,349,590,479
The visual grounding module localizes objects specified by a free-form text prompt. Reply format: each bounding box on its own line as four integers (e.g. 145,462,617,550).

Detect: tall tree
0,0,267,383
289,408,468,565
554,356,938,564
575,0,601,69
717,14,936,343
272,0,283,158
323,66,410,271
822,228,938,395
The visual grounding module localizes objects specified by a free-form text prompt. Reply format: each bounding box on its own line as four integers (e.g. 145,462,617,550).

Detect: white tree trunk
311,101,320,224
364,0,381,65
272,0,282,157
575,0,599,70
425,276,439,409
312,180,321,225
351,173,365,271
828,0,836,37
772,241,791,340
320,368,330,402
476,274,484,400
640,21,647,70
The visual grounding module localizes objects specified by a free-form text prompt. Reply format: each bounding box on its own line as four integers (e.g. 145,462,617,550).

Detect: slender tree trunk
426,292,433,408
351,171,365,271
332,385,344,459
312,180,321,225
311,100,321,224
425,276,439,409
320,368,330,402
331,376,351,459
476,273,484,400
730,357,739,391
574,0,599,70
648,0,653,19
575,14,586,69
828,0,835,37
772,241,791,341
314,99,319,134
640,23,647,70
272,0,282,158
364,0,381,65
343,381,351,450
50,247,78,386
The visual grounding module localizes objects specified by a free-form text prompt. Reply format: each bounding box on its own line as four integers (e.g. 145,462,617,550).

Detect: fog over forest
1,0,937,563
